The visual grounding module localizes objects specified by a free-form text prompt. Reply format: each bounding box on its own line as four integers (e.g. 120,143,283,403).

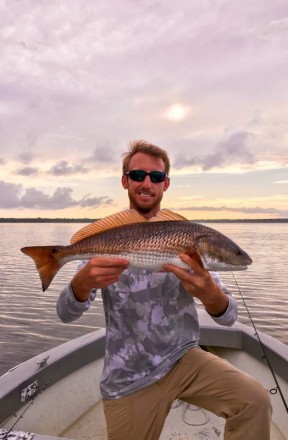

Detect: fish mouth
200,255,251,271
227,264,249,271
201,258,250,271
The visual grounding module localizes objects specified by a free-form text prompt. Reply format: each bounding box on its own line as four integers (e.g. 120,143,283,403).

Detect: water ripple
0,222,287,376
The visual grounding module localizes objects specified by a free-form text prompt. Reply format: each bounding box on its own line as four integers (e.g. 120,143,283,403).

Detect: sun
165,104,189,121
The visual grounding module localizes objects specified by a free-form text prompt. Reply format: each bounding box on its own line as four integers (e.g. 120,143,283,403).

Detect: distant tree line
0,218,287,223
0,218,96,223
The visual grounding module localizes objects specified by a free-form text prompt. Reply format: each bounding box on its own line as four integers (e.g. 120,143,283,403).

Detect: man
57,140,271,439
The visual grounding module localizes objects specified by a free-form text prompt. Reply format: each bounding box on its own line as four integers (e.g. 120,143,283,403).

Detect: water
0,222,287,377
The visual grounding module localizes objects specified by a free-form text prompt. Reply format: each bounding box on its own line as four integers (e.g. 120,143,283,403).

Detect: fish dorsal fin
149,208,188,222
70,209,147,244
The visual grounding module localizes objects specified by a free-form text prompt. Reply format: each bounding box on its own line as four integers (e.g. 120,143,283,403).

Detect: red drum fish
21,209,252,291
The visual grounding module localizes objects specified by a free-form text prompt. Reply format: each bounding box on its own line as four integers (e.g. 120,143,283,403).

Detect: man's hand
163,253,229,316
71,257,129,302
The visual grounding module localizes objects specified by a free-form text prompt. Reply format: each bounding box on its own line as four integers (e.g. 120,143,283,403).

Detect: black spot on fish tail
21,245,65,291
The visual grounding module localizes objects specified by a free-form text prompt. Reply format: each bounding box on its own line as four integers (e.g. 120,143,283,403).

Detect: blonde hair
122,139,170,175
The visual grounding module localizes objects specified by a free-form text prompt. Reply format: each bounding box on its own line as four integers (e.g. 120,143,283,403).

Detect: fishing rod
232,272,288,414
0,381,50,439
1,399,35,440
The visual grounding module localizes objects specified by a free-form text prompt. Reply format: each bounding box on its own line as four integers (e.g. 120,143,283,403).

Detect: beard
127,189,164,215
136,205,155,215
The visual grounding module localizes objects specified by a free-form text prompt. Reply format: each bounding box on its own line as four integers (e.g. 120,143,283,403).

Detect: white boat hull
1,311,287,439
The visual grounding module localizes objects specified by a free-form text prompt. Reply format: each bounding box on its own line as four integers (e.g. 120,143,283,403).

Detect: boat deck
0,401,284,440
62,398,284,440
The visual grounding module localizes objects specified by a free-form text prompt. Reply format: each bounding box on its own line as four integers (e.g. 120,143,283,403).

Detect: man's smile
138,191,154,198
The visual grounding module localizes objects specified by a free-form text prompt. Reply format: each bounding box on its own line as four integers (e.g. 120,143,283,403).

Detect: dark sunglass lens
129,170,146,181
127,170,166,182
150,171,166,183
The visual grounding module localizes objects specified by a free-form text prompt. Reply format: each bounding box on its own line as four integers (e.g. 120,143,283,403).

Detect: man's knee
224,377,272,438
239,376,272,416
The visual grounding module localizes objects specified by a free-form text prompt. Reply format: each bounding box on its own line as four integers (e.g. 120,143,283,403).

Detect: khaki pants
103,347,272,440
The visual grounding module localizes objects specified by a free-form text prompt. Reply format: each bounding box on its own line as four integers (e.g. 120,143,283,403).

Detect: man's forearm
71,275,93,302
201,286,229,316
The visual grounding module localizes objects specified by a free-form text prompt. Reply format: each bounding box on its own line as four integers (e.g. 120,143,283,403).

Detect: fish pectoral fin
70,209,147,244
149,209,188,222
189,250,206,268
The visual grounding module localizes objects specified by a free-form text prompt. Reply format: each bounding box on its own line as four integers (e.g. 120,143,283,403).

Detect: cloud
0,181,23,208
17,151,35,164
173,131,256,170
256,17,288,42
20,187,75,209
79,195,114,208
0,180,113,210
206,131,255,170
49,160,88,176
177,205,288,217
0,1,287,218
91,146,118,164
16,166,39,176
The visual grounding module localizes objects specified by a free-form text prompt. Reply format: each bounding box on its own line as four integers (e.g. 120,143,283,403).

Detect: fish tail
21,246,65,292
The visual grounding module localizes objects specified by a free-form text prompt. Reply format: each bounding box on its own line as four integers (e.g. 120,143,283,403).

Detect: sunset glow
0,1,287,220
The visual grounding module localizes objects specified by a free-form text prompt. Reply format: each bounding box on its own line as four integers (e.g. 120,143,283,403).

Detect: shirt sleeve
208,272,238,327
56,260,97,323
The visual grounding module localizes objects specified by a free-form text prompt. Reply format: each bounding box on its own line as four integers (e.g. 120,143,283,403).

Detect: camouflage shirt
57,263,237,399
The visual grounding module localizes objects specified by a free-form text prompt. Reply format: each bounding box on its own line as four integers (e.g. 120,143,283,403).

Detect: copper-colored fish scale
57,220,205,262
21,209,252,291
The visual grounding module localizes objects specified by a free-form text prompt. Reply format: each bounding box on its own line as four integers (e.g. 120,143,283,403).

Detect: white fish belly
126,251,190,270
62,250,190,271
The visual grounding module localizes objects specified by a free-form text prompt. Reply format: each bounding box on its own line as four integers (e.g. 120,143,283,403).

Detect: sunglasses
124,170,168,183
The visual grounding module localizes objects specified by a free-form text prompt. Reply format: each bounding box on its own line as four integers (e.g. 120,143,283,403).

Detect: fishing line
1,382,49,439
231,271,288,414
1,399,35,440
172,399,210,427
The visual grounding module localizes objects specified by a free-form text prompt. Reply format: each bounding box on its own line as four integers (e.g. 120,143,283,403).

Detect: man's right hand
71,257,129,302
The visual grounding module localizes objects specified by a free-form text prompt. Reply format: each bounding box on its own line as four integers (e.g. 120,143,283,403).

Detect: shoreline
1,218,288,223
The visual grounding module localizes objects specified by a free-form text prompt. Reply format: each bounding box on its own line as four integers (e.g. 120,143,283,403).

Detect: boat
0,309,287,440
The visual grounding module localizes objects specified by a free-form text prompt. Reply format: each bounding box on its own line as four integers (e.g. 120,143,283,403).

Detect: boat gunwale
1,312,288,424
199,312,288,382
0,329,106,423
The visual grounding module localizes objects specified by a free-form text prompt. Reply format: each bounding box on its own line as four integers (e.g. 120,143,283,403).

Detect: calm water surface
0,222,287,377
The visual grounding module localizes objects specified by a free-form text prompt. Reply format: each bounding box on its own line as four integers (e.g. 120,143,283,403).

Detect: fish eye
52,248,58,254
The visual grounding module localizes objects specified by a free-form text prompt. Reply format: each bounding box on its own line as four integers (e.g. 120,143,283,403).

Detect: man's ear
122,175,128,189
163,177,170,192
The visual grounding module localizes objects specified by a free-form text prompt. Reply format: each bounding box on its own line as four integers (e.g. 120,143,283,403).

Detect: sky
0,0,287,220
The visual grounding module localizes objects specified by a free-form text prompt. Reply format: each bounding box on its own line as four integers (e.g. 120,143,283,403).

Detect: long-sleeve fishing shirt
56,262,237,400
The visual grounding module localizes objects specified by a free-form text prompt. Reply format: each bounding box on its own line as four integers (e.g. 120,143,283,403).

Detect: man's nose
142,175,152,186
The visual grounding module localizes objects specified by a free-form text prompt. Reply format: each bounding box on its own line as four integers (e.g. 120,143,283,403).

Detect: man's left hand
163,253,229,316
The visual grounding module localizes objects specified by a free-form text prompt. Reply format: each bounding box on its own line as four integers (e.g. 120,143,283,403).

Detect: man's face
121,152,170,219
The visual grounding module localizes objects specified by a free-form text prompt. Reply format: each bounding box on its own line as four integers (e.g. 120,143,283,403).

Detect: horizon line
1,217,288,223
